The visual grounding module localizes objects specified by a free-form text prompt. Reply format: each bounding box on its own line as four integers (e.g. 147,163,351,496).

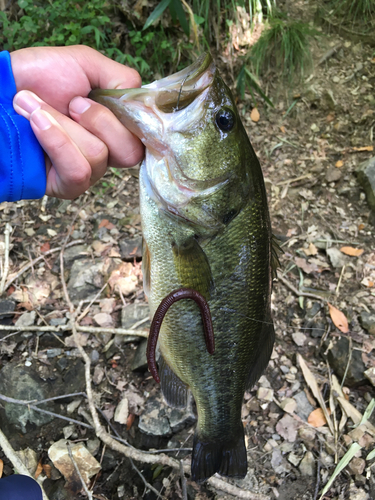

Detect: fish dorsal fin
172,236,214,300
159,354,189,408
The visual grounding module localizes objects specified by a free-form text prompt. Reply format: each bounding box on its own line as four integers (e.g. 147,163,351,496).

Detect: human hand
11,45,144,199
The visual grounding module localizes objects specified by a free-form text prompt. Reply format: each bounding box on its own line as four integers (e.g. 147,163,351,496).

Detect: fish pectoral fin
191,425,247,483
246,308,275,389
159,355,189,409
172,237,214,299
271,233,283,280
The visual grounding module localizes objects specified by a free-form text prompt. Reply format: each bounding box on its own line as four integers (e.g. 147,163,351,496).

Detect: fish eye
215,108,235,132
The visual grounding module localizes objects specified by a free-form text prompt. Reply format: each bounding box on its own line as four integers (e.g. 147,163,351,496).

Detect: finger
14,90,108,186
28,108,92,199
69,96,144,169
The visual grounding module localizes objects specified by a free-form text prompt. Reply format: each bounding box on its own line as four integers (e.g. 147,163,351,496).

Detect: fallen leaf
114,397,129,425
35,461,43,479
303,242,318,256
250,107,260,122
295,257,319,274
308,408,330,427
351,146,373,152
335,160,343,168
99,219,109,228
328,303,349,333
280,125,286,133
361,278,374,288
93,312,113,328
42,464,52,479
340,246,364,257
40,242,50,252
126,413,135,431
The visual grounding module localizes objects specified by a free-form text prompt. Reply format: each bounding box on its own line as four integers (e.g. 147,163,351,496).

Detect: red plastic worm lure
146,288,215,383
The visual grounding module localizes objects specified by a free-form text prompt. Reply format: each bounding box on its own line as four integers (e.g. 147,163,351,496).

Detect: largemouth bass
90,53,276,482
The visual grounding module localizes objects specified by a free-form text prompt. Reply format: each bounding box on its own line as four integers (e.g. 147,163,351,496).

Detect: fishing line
175,73,190,112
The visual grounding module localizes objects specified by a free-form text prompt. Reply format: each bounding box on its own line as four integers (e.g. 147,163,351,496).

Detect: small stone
365,367,375,387
294,391,315,421
90,350,100,365
271,449,291,474
87,438,100,456
276,414,300,442
49,317,67,326
93,365,105,385
67,399,82,414
257,387,274,402
356,157,375,211
326,247,348,268
280,398,297,414
288,451,302,467
298,427,316,449
348,457,366,476
0,299,15,317
348,484,369,500
63,425,75,439
16,448,38,475
326,166,342,183
292,332,306,346
46,348,63,358
264,439,278,452
324,337,366,386
15,310,36,327
332,75,340,83
359,312,375,336
299,451,315,476
114,397,129,425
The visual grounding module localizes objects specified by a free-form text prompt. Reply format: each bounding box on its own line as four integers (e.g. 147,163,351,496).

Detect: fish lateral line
147,288,215,383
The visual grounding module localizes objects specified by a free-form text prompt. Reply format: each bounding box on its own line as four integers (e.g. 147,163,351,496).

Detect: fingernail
31,109,51,131
70,96,91,114
14,91,42,116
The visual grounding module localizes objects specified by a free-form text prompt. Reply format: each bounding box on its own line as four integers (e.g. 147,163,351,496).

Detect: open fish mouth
89,54,230,225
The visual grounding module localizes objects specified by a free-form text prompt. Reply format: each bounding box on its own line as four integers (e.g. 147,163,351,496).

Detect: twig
0,223,12,295
335,264,345,296
129,457,165,499
277,273,329,302
341,337,353,389
0,324,148,338
180,460,187,500
318,43,342,65
67,441,93,499
4,239,84,291
77,282,109,323
0,426,49,500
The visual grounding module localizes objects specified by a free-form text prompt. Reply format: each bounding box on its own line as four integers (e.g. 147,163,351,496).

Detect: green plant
236,64,273,106
249,14,319,83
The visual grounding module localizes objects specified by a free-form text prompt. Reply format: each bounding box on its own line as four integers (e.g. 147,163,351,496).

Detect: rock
293,391,315,421
359,311,375,336
0,299,15,318
326,247,348,268
280,398,297,414
138,393,196,437
271,449,291,474
16,448,39,475
131,339,148,372
118,302,150,344
292,332,306,346
15,310,36,327
288,451,302,466
348,484,369,500
324,336,366,386
0,363,54,432
119,235,142,260
257,387,274,402
356,157,375,211
326,166,342,183
299,451,315,476
67,259,107,302
63,244,88,265
298,427,316,449
276,414,300,442
48,440,101,494
349,457,366,476
114,396,129,425
364,367,375,387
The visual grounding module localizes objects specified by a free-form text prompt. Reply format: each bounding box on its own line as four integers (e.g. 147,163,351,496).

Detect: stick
67,441,93,499
277,273,329,302
0,223,12,295
0,324,148,338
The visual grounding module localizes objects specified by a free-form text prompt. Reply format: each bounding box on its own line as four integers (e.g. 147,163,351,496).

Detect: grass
327,0,375,22
248,14,319,83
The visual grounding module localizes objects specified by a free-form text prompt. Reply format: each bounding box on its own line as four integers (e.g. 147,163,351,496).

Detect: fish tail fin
191,427,247,483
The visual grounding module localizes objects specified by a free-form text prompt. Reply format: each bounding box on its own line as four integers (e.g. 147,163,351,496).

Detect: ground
0,4,374,500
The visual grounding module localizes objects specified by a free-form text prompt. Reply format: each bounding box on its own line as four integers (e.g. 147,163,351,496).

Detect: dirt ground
0,4,374,500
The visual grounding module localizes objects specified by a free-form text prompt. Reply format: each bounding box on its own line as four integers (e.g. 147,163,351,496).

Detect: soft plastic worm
147,288,215,383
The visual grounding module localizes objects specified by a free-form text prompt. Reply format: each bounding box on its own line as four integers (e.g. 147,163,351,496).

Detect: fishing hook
146,288,215,383
175,73,189,112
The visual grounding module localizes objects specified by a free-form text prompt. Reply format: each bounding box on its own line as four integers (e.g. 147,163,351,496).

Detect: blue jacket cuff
0,51,46,202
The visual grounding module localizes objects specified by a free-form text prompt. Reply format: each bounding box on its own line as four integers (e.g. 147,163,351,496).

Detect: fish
90,53,276,483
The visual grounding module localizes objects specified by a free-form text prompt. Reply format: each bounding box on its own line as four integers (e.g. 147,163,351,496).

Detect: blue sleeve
0,51,46,202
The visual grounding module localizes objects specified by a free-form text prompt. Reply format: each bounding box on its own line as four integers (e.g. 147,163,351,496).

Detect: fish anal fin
159,355,189,409
191,426,247,483
172,237,214,299
246,310,275,389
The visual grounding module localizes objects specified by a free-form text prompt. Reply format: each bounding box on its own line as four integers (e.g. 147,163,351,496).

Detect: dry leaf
42,463,52,479
340,246,364,257
99,219,109,228
297,354,334,435
126,413,135,431
35,461,43,479
40,242,50,252
250,108,260,122
361,277,374,288
308,408,331,427
280,125,286,133
328,303,349,333
352,146,373,152
295,257,319,274
335,160,343,168
303,242,318,256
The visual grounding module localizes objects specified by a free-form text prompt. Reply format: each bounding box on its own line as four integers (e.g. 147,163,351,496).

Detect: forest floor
0,3,374,500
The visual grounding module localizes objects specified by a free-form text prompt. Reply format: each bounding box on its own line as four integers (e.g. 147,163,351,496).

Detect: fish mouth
89,54,227,226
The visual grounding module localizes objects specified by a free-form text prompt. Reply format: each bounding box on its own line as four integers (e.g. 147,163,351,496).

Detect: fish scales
90,53,275,483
